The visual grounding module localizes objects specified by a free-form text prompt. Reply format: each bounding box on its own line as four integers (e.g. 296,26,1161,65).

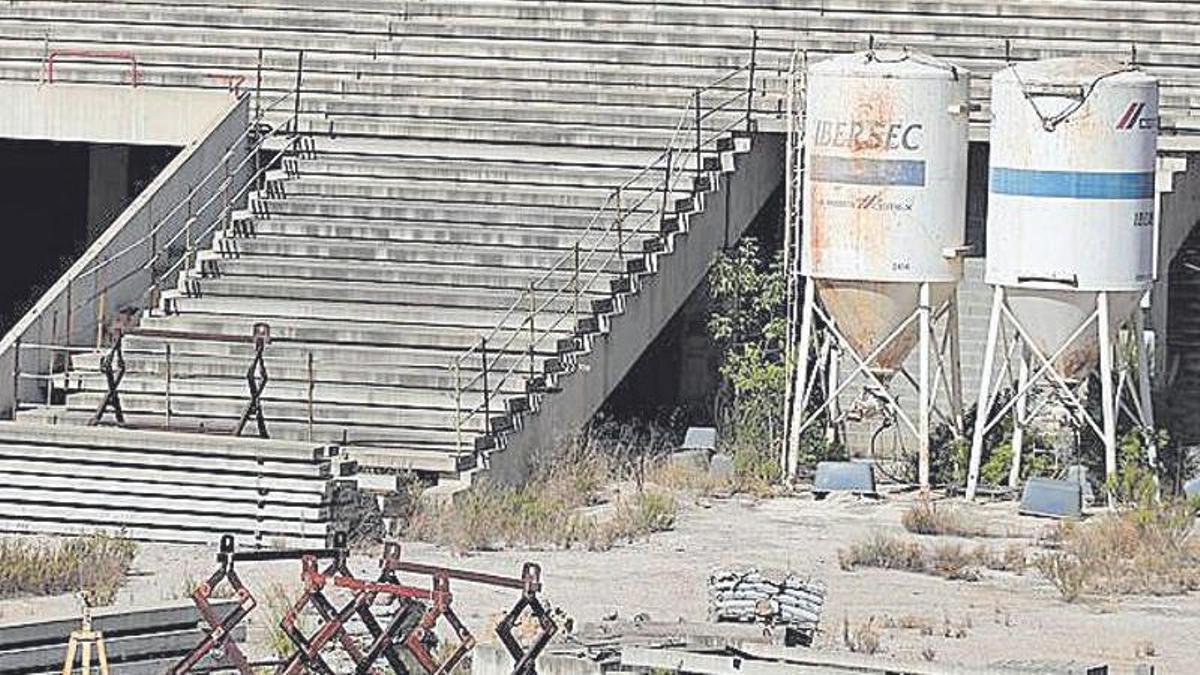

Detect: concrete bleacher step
0,422,345,546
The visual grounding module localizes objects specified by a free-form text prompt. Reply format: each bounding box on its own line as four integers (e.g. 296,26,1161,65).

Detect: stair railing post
694,88,702,192
660,148,672,232
480,338,490,436
452,359,462,454
164,342,172,427
528,281,536,382
746,28,758,132
255,47,263,121
306,351,315,442
222,154,231,231
293,49,305,131
11,337,20,412
615,188,624,262
572,243,580,326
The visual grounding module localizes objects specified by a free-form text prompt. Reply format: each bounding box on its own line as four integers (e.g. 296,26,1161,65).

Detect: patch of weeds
407,444,678,553
838,533,925,573
901,498,990,538
0,533,137,606
929,542,982,582
1035,497,1200,601
262,582,306,660
842,615,881,655
840,533,1028,583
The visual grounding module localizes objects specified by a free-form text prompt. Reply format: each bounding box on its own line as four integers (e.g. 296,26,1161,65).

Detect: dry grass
840,532,1028,582
842,615,881,654
407,451,678,553
644,460,731,497
902,499,990,538
1035,499,1200,601
0,533,137,606
262,581,306,660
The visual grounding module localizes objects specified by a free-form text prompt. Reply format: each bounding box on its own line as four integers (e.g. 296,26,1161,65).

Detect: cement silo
966,58,1159,499
785,50,972,489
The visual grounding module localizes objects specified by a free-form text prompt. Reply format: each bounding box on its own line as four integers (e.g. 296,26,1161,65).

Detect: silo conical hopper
802,50,970,375
987,58,1157,380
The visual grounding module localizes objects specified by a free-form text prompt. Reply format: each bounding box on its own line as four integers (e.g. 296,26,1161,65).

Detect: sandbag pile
708,569,826,637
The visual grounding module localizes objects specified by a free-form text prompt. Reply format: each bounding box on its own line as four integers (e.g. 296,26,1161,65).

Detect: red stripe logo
1116,102,1146,130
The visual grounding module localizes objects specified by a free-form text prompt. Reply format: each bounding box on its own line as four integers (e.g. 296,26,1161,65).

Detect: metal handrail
450,37,759,449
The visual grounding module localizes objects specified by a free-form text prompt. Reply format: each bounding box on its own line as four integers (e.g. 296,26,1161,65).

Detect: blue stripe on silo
809,155,926,187
990,168,1154,199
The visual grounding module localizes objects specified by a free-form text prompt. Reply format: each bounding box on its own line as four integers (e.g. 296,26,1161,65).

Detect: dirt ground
3,491,1196,673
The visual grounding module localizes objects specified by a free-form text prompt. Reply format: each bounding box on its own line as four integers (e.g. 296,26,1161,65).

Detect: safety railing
449,31,760,456
3,64,312,417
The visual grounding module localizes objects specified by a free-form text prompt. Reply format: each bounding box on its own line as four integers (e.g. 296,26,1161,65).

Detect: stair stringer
486,133,785,485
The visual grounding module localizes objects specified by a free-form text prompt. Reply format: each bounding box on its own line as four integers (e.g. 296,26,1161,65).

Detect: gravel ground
1,491,1195,673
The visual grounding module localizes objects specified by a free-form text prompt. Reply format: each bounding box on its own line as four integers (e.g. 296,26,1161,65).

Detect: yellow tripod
61,607,109,675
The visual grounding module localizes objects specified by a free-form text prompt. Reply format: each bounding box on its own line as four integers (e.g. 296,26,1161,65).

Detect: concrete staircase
0,1,1196,542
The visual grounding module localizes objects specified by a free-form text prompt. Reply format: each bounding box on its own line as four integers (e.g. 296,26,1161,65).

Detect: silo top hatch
993,56,1155,89
808,50,967,81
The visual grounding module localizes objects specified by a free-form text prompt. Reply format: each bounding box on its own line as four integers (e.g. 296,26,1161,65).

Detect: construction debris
0,599,243,675
707,569,826,645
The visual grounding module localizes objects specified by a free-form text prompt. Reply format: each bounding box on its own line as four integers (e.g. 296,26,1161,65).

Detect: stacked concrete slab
0,0,1193,544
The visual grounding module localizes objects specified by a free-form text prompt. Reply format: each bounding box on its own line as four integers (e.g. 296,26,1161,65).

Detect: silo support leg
1008,343,1029,490
918,282,932,491
1097,291,1119,506
1133,307,1158,475
967,286,1005,501
947,298,965,436
786,276,816,481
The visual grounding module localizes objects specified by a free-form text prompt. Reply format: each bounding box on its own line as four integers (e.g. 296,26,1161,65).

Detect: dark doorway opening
0,139,178,331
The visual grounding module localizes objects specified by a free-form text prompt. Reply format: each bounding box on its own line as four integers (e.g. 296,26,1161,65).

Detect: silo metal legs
965,288,1155,502
917,283,932,490
966,286,1004,500
785,279,963,491
785,276,817,480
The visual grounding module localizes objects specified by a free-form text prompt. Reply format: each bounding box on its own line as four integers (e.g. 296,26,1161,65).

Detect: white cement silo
786,50,972,488
966,58,1160,499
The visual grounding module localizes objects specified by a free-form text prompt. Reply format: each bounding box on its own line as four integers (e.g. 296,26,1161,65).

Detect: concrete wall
491,133,785,484
0,82,234,146
0,93,250,417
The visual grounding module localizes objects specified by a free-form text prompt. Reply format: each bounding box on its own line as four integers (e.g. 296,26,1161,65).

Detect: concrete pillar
87,144,130,240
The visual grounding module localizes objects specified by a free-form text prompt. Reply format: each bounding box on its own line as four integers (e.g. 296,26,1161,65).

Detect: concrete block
709,453,734,481
681,426,717,450
1019,478,1083,519
669,448,709,470
813,461,876,497
1063,464,1096,505
1184,475,1200,500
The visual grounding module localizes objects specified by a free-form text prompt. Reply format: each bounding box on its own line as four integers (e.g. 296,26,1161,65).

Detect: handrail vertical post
12,337,21,412
306,351,315,442
746,29,758,132
615,188,624,261
573,243,580,326
64,280,73,345
164,343,172,427
255,48,264,121
480,338,490,436
694,88,702,192
293,50,305,131
660,148,672,231
528,282,536,382
453,360,462,454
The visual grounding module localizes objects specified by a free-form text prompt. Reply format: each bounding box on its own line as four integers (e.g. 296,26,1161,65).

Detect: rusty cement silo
966,58,1160,500
785,50,972,489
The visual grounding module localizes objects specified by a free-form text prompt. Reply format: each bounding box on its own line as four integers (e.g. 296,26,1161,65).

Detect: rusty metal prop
278,542,424,674
384,552,559,675
173,537,557,675
88,328,126,426
233,322,271,438
171,533,347,675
